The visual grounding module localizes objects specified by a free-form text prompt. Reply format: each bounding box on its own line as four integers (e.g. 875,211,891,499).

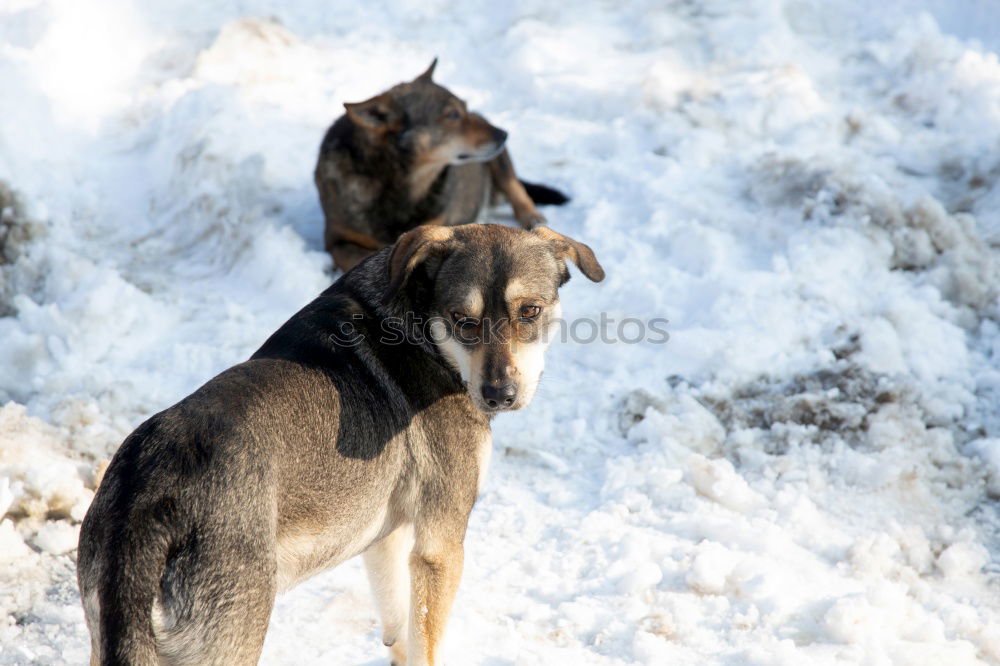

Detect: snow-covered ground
3,0,1000,663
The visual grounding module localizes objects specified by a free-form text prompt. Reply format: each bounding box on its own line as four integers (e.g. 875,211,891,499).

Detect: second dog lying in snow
315,59,570,272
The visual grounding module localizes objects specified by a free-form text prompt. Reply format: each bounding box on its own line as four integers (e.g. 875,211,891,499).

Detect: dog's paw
388,640,407,665
516,209,547,229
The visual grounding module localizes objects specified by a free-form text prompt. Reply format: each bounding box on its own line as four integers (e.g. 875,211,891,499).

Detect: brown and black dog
78,223,604,666
315,59,569,272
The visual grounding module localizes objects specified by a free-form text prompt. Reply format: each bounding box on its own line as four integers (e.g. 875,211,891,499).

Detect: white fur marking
431,320,472,383
462,290,484,318
504,278,527,304
476,433,493,492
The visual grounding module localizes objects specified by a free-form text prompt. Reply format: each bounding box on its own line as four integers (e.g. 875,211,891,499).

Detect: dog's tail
92,521,170,666
520,180,570,206
80,526,167,666
80,437,173,666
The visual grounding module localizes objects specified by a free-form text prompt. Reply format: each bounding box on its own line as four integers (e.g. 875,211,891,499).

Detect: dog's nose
491,127,508,147
481,383,516,409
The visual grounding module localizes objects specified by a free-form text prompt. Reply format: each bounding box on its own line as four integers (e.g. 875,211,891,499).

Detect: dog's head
343,58,507,166
383,224,604,414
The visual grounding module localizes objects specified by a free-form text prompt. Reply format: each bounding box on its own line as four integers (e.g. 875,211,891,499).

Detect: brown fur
315,60,564,272
77,224,603,666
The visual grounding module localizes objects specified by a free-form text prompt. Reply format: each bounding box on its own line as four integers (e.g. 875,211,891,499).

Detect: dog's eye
451,311,479,329
445,108,461,121
519,305,542,320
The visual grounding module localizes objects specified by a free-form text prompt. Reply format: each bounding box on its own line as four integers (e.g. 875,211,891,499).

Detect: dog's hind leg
488,149,545,229
406,525,465,666
154,532,277,666
364,524,415,666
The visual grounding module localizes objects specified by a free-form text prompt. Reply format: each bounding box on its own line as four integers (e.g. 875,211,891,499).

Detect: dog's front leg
364,524,415,665
407,530,465,666
488,149,545,229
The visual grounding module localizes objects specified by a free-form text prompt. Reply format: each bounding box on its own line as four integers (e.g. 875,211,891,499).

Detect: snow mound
750,156,1000,323
0,182,46,318
2,1,1000,664
0,402,95,526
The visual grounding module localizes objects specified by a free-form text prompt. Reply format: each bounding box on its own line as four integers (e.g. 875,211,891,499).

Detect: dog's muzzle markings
77,223,603,666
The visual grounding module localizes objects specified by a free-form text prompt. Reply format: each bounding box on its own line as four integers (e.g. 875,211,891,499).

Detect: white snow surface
3,0,1000,664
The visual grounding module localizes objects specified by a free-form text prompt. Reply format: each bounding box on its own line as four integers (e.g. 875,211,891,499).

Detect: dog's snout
491,127,508,147
481,383,517,410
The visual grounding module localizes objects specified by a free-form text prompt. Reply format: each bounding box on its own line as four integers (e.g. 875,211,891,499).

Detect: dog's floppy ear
383,225,456,303
344,93,400,132
533,226,606,283
414,57,438,83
